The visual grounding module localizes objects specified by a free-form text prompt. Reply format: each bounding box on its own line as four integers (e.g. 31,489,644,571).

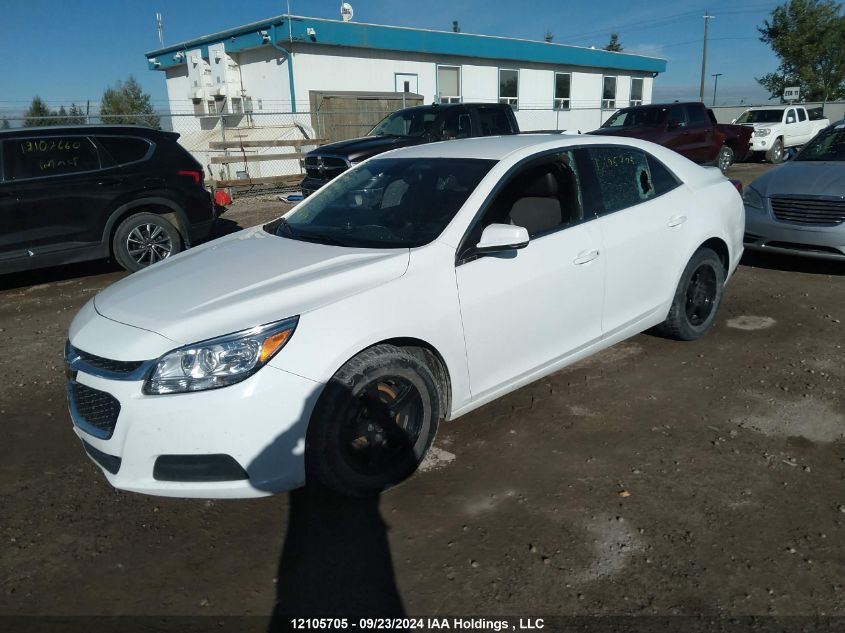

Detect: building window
499,69,519,109
630,78,644,106
438,66,461,104
602,76,617,109
554,72,571,110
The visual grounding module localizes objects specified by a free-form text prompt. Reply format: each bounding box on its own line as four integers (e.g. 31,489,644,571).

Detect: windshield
736,109,784,124
369,109,439,137
602,108,665,128
795,125,845,161
269,158,496,248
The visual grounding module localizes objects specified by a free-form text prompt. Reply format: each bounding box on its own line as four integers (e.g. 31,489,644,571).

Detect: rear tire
113,212,182,272
305,344,443,497
655,248,725,341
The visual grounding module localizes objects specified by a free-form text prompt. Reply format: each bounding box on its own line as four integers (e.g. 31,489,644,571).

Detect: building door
394,74,418,94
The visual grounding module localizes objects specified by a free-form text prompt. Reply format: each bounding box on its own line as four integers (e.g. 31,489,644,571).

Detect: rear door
683,104,714,162
662,105,694,157
582,145,688,334
2,135,120,254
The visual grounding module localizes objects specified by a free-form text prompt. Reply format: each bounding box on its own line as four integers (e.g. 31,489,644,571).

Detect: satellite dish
341,2,353,21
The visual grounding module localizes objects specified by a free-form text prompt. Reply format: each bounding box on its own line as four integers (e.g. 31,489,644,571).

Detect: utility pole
699,11,715,102
712,73,722,106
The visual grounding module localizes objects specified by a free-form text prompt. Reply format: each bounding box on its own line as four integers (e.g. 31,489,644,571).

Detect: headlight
143,317,298,395
742,185,764,210
754,128,772,137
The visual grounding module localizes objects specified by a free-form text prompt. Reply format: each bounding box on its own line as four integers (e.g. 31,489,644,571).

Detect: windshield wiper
290,231,354,247
276,218,298,237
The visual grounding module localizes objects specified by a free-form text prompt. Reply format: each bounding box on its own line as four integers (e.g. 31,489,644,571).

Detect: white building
145,14,666,182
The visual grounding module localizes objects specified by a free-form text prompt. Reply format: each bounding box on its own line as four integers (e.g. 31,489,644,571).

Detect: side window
668,106,687,129
786,109,796,124
96,136,152,165
647,154,682,195
3,137,100,181
475,151,583,240
476,107,512,135
587,147,656,214
685,105,708,127
798,108,807,122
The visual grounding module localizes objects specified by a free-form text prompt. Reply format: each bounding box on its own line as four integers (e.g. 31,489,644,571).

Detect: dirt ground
2,162,844,627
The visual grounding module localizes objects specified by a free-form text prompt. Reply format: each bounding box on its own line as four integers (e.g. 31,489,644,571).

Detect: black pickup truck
300,103,519,196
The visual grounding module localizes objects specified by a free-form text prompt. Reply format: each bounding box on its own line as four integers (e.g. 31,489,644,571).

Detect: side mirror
475,223,530,254
731,118,737,124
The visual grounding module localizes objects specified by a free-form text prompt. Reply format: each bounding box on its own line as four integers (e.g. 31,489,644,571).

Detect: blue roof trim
145,15,666,74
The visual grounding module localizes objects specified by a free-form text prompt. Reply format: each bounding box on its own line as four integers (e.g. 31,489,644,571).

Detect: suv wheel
113,212,183,272
766,137,784,163
717,145,734,173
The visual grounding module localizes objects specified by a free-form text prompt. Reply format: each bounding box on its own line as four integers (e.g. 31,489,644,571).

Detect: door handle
573,249,600,265
667,215,687,227
97,177,122,186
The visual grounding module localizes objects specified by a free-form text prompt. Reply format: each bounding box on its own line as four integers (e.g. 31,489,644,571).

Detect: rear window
476,108,513,135
3,136,100,180
96,136,152,165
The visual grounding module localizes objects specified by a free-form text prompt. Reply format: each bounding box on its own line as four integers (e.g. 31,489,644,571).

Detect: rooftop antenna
155,12,164,46
341,2,353,22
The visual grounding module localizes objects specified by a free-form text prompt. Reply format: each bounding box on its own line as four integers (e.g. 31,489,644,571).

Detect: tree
1,118,10,130
604,32,623,52
757,0,845,102
55,105,69,125
67,103,86,125
23,96,55,127
99,76,160,129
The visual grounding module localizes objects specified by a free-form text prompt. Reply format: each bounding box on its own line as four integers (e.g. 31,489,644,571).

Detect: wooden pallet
213,174,303,188
210,152,304,164
209,138,325,149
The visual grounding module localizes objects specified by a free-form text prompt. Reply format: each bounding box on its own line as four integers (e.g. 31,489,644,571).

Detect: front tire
305,344,443,496
717,145,734,173
765,137,784,163
655,248,725,341
113,212,182,272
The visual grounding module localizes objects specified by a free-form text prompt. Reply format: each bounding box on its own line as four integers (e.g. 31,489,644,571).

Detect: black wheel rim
685,264,718,327
340,376,425,476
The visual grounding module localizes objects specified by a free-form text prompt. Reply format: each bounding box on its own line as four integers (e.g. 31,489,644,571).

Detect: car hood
94,227,410,345
310,135,422,162
750,161,845,198
746,122,779,129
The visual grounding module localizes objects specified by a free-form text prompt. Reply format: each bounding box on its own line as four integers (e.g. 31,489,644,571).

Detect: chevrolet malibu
66,135,744,498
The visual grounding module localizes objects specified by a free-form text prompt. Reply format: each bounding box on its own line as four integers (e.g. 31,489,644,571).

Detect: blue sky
1,0,784,116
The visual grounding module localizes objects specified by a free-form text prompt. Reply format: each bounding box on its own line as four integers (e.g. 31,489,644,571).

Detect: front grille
71,345,144,375
771,197,845,226
70,382,121,439
304,155,349,180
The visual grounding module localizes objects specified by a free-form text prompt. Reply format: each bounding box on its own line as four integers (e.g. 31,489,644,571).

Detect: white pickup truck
734,105,829,163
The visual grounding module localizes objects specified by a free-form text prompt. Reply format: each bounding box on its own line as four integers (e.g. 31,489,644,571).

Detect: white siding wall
162,42,660,134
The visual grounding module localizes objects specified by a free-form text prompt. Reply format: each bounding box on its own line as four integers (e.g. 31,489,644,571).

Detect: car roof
0,125,175,139
380,133,688,161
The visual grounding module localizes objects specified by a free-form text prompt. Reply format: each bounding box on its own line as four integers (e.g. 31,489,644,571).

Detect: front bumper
744,204,845,260
66,341,323,499
750,136,778,153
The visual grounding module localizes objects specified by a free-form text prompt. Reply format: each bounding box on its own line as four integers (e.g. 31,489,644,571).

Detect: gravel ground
2,161,844,627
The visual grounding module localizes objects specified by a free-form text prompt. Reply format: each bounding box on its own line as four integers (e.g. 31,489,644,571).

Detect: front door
455,150,605,400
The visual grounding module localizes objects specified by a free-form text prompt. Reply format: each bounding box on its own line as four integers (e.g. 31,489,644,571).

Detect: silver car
743,120,845,260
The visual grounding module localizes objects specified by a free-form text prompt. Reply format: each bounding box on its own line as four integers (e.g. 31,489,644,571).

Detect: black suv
0,125,218,274
301,103,520,196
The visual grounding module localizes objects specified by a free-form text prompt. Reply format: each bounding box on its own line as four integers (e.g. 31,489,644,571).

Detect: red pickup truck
588,102,752,173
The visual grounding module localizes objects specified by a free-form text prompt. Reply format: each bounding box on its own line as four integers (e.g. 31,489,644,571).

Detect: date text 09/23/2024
289,618,546,631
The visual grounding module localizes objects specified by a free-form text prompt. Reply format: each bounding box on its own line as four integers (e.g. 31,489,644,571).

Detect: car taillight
177,169,203,185
729,179,743,195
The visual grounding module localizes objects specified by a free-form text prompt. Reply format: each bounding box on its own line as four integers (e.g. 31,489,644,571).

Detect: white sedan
65,135,744,498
